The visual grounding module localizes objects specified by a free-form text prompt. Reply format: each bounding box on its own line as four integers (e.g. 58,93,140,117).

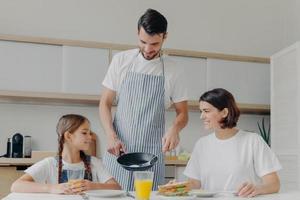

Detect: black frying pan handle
119,150,125,157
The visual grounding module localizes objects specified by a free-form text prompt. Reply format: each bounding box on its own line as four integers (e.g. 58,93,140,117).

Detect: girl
184,88,281,198
11,114,121,194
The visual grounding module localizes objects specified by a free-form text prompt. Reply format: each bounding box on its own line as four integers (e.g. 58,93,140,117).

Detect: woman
11,114,120,194
184,88,281,198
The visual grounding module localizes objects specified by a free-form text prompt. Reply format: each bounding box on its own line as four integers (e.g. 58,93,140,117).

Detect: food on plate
158,181,190,196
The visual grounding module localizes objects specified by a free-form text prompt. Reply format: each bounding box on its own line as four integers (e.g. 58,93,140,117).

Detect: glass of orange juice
134,171,154,200
67,169,85,193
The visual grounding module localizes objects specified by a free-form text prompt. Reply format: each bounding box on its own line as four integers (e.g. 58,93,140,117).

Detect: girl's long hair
56,114,92,183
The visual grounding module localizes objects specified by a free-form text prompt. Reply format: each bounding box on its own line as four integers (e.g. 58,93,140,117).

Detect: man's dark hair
138,8,168,35
199,88,240,129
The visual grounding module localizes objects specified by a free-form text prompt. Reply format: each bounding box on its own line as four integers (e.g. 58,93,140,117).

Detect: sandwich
158,181,190,196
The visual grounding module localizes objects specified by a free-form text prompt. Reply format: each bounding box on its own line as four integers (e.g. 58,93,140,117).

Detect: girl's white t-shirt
25,156,113,184
102,49,188,108
184,130,282,191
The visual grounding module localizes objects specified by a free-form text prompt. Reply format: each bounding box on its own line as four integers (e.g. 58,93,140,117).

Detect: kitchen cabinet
62,46,109,95
271,41,300,191
0,40,62,92
0,151,60,197
164,159,188,183
169,56,207,100
0,40,110,96
0,34,270,114
0,35,269,114
0,166,24,199
207,58,270,105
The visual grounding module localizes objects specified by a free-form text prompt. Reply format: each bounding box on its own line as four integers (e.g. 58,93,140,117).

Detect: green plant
257,117,270,146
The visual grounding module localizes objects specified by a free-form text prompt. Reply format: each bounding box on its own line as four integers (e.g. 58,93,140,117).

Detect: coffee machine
12,133,23,158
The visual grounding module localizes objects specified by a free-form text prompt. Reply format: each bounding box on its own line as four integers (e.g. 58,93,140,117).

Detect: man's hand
162,127,180,153
107,135,126,156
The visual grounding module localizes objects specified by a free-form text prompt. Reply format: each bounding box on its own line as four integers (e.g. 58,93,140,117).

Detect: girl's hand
81,179,94,191
237,182,260,198
68,179,94,194
48,183,72,194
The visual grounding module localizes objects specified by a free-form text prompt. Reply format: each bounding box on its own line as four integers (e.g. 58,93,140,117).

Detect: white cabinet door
277,155,299,191
271,45,299,153
271,42,300,190
175,166,187,182
169,56,207,100
0,41,62,92
62,46,109,95
207,59,270,104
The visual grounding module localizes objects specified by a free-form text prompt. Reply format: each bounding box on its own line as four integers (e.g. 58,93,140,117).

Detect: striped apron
103,53,165,191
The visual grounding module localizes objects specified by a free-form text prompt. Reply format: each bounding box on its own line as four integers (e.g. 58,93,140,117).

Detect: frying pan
117,152,158,171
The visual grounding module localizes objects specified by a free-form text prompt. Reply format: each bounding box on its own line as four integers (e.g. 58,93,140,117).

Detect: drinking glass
67,169,85,181
67,169,85,194
134,171,154,200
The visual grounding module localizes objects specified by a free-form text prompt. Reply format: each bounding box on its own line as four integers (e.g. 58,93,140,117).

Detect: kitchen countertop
0,151,56,166
0,152,188,166
3,191,300,200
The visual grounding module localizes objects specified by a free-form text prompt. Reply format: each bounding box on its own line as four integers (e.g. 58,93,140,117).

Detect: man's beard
140,49,161,60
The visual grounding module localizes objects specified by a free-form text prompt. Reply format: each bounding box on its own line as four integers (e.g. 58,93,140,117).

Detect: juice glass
67,169,85,193
134,171,154,200
67,169,85,181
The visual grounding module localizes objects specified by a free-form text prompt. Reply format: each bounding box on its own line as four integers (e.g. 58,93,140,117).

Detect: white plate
156,195,196,200
85,190,126,197
214,191,238,197
189,189,216,197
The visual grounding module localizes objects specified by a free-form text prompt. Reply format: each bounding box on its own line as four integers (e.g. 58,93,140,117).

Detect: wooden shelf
0,90,100,106
0,90,270,114
165,158,188,166
185,101,270,115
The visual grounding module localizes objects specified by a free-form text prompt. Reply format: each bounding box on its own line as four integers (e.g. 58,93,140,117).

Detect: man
99,8,188,190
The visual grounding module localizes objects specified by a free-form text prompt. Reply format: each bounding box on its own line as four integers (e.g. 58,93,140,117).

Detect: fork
126,191,135,199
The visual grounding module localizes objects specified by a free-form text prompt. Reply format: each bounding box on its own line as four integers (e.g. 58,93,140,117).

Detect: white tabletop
3,191,300,200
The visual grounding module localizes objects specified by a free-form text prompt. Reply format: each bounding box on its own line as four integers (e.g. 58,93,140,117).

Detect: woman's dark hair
56,114,92,183
138,8,168,35
199,88,240,128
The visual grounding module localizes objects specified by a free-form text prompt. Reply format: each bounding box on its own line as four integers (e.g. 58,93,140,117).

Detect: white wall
282,0,300,48
0,0,298,57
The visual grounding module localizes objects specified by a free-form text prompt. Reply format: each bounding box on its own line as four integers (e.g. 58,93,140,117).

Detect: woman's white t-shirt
184,130,281,191
25,156,113,184
102,49,188,108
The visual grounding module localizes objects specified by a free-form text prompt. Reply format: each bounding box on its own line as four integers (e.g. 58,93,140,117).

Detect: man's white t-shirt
184,130,281,191
102,49,188,108
25,156,113,184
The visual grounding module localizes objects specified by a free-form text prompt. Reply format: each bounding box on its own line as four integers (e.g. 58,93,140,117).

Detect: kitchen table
2,191,300,200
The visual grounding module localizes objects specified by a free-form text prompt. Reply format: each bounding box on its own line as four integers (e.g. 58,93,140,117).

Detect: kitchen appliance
0,138,11,158
6,138,11,157
24,135,32,158
12,133,23,158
